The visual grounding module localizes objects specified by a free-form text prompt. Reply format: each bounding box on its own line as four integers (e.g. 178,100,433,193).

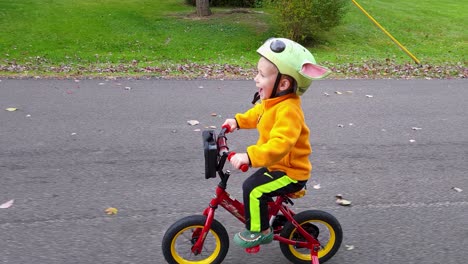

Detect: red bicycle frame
192,169,321,264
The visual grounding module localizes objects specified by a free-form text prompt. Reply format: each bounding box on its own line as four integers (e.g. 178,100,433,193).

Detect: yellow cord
351,0,421,64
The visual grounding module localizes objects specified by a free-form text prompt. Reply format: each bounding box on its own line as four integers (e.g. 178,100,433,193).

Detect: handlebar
218,124,249,172
217,126,229,156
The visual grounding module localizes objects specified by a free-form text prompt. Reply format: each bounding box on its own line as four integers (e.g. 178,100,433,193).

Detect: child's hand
222,118,238,133
229,153,250,170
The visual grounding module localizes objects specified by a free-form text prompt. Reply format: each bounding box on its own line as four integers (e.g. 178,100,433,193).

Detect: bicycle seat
286,189,307,199
266,188,307,201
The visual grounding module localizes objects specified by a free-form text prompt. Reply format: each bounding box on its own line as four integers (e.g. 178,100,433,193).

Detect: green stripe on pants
249,174,297,231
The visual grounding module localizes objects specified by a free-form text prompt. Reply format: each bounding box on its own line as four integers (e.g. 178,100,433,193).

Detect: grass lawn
0,0,466,78
314,0,467,64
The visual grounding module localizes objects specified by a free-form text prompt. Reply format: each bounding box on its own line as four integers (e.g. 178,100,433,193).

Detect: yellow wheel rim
288,220,336,260
171,225,222,264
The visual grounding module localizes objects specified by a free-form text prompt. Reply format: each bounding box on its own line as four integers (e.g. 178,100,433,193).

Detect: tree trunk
196,0,211,16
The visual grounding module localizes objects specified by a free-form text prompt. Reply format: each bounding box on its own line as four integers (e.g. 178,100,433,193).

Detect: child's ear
279,76,292,91
301,62,331,80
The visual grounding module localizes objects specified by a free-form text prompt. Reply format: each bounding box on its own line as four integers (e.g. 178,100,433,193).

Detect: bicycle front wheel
162,215,229,264
279,210,343,264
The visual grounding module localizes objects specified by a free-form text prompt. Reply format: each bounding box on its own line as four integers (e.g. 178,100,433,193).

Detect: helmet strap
272,73,296,98
251,92,260,104
270,73,282,99
276,88,295,97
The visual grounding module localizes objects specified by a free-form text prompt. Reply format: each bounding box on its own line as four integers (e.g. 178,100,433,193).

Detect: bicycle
162,125,343,264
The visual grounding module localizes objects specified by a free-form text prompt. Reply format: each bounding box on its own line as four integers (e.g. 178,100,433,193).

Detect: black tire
279,210,343,264
162,215,229,264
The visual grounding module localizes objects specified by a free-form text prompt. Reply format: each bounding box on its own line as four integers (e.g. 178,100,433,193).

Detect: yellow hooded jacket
235,93,312,181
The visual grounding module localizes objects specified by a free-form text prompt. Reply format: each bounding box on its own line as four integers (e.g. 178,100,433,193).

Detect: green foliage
185,0,261,7
267,0,348,44
211,0,257,7
0,0,465,77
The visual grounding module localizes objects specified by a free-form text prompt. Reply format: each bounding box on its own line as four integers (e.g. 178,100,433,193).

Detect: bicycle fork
191,206,216,255
192,183,245,255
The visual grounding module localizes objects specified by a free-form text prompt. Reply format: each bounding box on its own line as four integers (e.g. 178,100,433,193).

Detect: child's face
254,57,279,100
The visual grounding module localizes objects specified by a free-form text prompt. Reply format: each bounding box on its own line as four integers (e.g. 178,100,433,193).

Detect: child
222,38,331,248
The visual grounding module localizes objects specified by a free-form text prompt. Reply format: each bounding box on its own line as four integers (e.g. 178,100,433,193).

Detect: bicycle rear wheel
279,210,343,264
162,215,229,264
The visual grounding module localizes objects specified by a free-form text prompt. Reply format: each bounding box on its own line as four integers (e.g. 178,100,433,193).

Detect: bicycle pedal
245,245,260,254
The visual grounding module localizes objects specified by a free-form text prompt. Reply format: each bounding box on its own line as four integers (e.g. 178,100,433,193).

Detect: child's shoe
233,228,273,248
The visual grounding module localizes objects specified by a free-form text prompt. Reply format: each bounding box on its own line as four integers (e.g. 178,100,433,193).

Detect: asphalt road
1,78,467,264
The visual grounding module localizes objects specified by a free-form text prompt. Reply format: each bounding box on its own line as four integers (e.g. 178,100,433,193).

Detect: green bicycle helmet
257,38,331,96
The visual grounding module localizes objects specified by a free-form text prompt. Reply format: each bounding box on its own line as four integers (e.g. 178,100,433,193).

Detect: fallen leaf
5,107,18,112
365,95,374,98
345,245,355,251
0,199,14,209
337,199,352,206
335,91,343,95
323,92,330,96
187,120,200,126
105,207,118,215
336,194,352,206
452,187,463,192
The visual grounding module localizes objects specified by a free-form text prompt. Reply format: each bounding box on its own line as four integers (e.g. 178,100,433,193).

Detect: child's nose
254,74,259,83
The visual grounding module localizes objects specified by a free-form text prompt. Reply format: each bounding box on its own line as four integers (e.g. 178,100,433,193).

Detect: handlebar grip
227,152,235,160
221,124,231,133
227,152,249,172
239,164,249,172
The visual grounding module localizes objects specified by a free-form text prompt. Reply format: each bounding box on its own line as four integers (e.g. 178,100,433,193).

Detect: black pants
242,168,307,232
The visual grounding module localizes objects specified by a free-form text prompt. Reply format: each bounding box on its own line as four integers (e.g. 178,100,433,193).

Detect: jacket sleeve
247,105,302,167
234,104,262,129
